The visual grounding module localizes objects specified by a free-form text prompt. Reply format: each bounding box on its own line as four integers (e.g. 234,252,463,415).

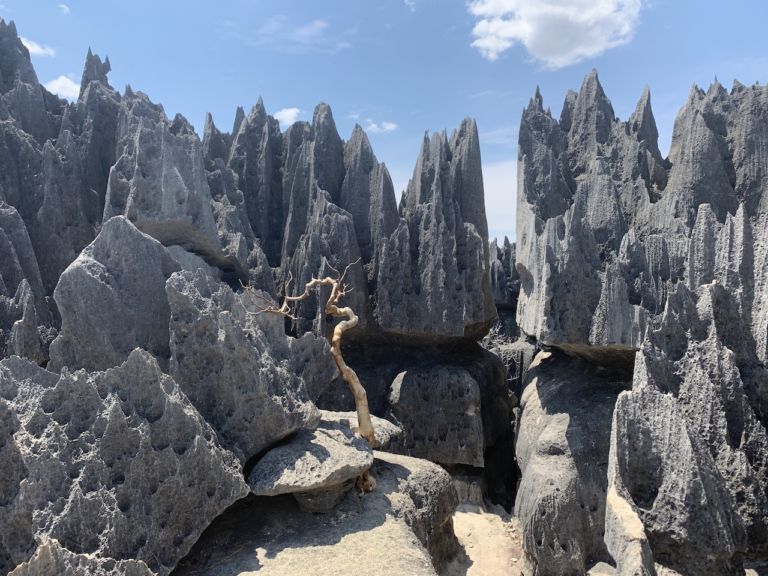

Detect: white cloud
20,37,56,57
44,75,79,100
348,112,360,120
252,15,352,54
482,160,517,241
58,4,70,14
274,107,302,129
404,0,417,12
365,119,398,134
468,0,646,68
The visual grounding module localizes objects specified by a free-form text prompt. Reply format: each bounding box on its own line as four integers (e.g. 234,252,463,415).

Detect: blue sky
3,0,767,241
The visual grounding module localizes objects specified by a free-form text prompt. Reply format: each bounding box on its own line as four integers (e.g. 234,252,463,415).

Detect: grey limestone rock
338,124,399,283
320,410,404,452
175,451,459,576
165,269,319,462
387,365,485,468
605,282,768,574
104,89,246,280
79,48,111,100
248,418,373,512
280,103,344,267
606,384,745,576
0,19,59,144
376,119,496,341
0,348,248,576
9,539,154,576
514,350,630,576
49,216,181,372
224,99,284,266
515,72,768,573
30,133,99,295
283,190,370,336
5,279,44,364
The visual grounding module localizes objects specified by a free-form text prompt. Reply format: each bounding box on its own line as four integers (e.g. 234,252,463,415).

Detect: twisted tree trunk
248,260,376,447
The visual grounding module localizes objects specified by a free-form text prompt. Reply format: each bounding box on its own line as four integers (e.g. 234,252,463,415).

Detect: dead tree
247,259,377,448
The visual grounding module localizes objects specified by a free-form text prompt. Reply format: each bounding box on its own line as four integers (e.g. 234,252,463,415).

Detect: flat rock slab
319,410,404,451
173,452,460,576
248,419,373,496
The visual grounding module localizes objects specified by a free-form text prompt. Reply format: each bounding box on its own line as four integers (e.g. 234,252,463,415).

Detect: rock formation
376,119,496,340
0,350,248,576
165,269,322,462
49,216,181,372
511,70,768,574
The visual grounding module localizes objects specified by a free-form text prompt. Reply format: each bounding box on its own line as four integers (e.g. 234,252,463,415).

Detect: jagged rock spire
78,47,112,99
0,18,39,93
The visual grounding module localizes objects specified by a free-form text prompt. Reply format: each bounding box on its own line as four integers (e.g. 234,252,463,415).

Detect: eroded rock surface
515,351,629,575
174,451,459,576
49,216,180,372
248,418,373,512
376,119,496,341
166,269,321,462
0,349,248,576
511,72,768,573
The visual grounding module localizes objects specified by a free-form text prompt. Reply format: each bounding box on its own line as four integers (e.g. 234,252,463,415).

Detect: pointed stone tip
80,47,112,97
350,123,366,138
313,101,333,119
250,97,267,120
312,102,336,130
232,106,246,134
707,79,727,99
348,123,373,154
533,85,543,107
580,68,605,94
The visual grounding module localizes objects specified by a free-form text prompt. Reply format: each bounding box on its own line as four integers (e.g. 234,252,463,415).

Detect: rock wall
511,70,768,574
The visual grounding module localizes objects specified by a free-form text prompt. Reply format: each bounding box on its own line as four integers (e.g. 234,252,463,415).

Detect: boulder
49,216,180,372
248,418,373,512
174,451,459,576
320,409,404,452
514,351,630,575
0,349,248,576
388,365,484,467
165,269,319,462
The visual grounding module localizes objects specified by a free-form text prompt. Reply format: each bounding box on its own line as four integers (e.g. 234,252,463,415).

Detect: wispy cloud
20,37,56,57
251,15,352,55
468,0,647,69
274,107,302,129
44,75,79,100
481,124,518,146
365,119,398,134
57,4,70,14
348,112,360,120
404,0,416,12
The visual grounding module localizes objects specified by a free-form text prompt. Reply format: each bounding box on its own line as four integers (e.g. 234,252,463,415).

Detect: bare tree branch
245,258,377,452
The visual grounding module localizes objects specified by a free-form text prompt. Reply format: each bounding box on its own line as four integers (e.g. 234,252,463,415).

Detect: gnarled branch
245,259,376,448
